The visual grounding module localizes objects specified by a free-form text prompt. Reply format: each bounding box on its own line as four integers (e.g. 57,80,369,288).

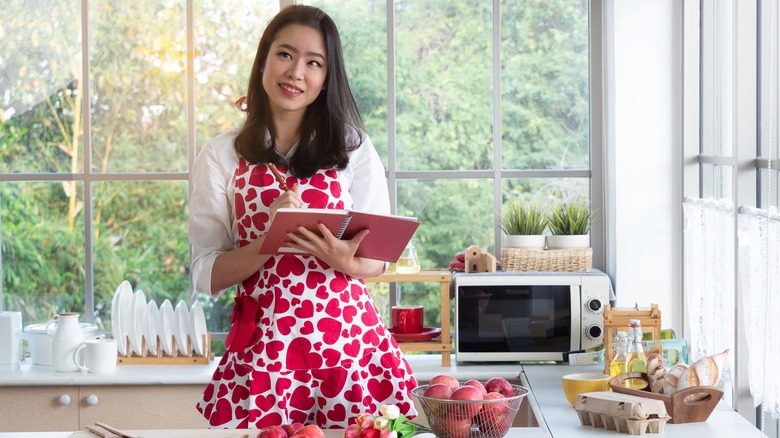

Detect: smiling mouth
279,83,303,96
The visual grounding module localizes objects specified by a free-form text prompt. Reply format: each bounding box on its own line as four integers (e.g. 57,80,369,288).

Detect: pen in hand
268,163,289,191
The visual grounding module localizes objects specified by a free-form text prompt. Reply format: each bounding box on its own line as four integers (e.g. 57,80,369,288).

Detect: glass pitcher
395,242,421,274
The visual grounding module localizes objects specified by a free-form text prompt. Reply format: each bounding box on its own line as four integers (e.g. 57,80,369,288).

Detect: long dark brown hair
234,5,364,177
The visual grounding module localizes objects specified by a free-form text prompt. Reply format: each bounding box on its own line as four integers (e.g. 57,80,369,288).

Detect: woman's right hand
269,183,302,222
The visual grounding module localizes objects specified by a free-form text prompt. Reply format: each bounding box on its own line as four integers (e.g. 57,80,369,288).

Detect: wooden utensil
95,422,143,438
85,424,121,438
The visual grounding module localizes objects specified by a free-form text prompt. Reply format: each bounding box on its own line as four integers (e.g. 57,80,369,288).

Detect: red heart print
234,405,249,422
367,379,394,403
300,320,314,335
289,386,315,410
315,302,324,312
254,394,276,411
325,299,342,318
344,339,361,357
267,361,282,372
349,324,362,337
276,316,296,336
343,305,358,323
344,383,363,403
317,318,342,344
285,337,322,370
265,340,284,360
329,275,349,292
327,404,347,422
250,371,272,394
322,348,341,367
212,399,233,424
217,383,229,399
256,412,283,429
275,377,292,395
306,271,327,289
301,188,329,207
294,300,314,319
315,285,329,299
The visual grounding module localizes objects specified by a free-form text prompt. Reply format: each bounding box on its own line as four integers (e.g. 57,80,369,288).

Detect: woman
189,5,418,430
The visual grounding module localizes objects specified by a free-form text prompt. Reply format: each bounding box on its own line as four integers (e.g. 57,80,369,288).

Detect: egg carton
574,391,671,435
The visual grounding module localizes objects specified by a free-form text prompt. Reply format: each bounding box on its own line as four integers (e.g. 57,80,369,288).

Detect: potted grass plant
546,200,593,249
500,200,549,249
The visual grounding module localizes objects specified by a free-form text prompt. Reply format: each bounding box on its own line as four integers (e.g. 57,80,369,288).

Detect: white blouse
188,128,391,297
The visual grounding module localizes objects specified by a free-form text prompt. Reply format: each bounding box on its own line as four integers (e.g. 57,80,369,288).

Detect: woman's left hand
286,223,384,278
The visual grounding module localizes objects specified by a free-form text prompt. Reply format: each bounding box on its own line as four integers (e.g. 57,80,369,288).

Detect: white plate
189,301,207,356
173,300,191,356
143,300,160,356
115,281,134,355
127,290,147,356
158,299,175,356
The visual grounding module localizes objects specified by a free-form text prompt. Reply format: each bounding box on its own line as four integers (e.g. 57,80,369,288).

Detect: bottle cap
617,331,627,338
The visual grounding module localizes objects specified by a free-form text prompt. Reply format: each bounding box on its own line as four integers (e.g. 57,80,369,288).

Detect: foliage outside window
0,0,593,355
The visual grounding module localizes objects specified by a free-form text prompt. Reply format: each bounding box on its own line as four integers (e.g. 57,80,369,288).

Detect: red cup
391,305,424,334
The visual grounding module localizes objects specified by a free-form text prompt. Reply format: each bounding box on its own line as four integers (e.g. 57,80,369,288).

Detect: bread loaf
677,349,729,391
663,363,689,395
646,352,667,394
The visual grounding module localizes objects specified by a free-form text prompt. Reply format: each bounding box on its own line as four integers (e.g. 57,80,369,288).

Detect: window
1,0,602,355
689,0,780,433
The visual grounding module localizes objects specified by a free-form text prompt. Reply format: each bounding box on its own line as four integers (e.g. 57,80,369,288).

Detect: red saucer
389,327,442,342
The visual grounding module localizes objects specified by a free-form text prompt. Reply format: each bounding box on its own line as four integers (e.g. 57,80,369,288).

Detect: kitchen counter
0,355,766,437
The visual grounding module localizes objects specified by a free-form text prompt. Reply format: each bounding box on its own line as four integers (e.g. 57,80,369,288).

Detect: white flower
379,404,400,420
374,418,390,430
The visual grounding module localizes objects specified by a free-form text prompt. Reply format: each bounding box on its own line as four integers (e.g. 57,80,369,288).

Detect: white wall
611,1,683,333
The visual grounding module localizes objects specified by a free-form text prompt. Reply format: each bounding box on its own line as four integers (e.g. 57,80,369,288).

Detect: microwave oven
454,270,611,362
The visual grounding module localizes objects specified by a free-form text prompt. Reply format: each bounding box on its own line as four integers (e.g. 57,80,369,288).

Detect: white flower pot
546,234,590,249
504,235,546,250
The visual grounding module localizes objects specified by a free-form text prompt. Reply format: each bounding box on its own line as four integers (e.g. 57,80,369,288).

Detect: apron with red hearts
197,158,418,429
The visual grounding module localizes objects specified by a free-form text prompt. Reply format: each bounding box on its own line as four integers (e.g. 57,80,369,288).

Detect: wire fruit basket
412,384,529,438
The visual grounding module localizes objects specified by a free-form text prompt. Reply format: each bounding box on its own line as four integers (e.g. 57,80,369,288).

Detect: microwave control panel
580,274,611,350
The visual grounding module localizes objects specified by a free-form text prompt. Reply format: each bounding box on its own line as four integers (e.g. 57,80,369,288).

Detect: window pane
0,1,83,174
194,0,279,151
305,0,389,165
501,0,590,170
89,1,188,173
700,0,734,158
1,182,85,325
503,177,590,206
92,181,190,332
398,179,495,270
395,1,493,171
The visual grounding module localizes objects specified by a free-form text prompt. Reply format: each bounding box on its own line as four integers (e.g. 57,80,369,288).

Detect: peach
429,374,461,393
484,377,514,398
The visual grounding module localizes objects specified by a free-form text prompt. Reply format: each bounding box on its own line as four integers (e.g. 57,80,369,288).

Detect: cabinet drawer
78,385,208,429
0,386,79,432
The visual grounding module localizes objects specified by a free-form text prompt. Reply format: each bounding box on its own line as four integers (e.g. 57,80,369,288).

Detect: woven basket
501,247,593,272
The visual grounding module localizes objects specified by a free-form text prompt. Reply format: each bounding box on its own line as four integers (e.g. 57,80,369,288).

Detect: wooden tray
609,372,723,424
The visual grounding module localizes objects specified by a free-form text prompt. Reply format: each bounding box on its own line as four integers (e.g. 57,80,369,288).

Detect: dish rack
116,333,214,364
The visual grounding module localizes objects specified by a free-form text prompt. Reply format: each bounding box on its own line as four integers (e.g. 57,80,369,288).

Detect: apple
451,385,484,417
293,425,325,438
423,382,454,399
477,392,513,435
438,415,472,438
484,377,514,398
423,383,453,415
463,379,487,396
282,423,304,437
257,426,287,438
429,374,461,393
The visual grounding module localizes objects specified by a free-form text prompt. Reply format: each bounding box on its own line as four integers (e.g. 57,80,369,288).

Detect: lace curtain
682,198,735,371
738,207,780,418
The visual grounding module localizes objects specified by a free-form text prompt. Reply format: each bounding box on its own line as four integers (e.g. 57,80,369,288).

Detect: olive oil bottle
609,331,628,378
622,319,649,389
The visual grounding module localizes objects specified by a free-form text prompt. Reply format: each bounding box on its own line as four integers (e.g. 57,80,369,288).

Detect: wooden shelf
365,269,452,366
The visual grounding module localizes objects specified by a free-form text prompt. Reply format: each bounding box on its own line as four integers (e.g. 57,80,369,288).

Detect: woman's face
262,24,328,120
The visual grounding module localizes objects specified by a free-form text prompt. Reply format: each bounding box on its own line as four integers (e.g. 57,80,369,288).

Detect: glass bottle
626,319,647,373
609,331,628,378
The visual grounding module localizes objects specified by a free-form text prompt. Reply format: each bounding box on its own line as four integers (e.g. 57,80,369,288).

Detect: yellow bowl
561,373,611,407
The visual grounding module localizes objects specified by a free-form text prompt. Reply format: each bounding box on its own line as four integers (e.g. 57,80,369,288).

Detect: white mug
74,338,117,374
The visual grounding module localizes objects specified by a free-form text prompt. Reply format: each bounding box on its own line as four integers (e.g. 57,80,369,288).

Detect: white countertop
0,356,766,437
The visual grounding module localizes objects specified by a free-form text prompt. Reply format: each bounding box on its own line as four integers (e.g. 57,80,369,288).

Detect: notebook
258,208,420,263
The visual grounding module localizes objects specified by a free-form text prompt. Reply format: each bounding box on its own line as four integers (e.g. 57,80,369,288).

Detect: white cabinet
0,385,207,432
